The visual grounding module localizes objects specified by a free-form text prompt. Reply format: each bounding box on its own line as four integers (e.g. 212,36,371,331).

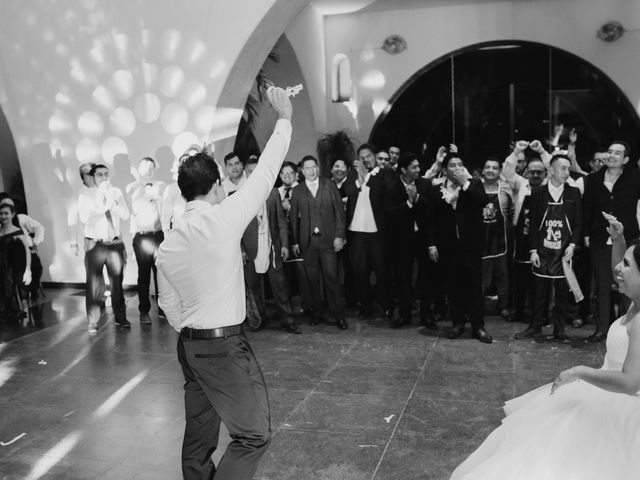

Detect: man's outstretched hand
267,86,293,121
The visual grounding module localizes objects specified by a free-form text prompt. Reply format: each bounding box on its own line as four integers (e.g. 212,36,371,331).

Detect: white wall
321,0,640,143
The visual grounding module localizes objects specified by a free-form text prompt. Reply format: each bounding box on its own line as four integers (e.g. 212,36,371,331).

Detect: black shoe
158,308,166,318
357,309,372,320
514,327,541,340
446,325,465,339
139,313,152,325
553,332,571,343
337,317,348,330
473,328,493,344
282,318,301,334
420,319,438,330
584,331,606,343
571,318,584,328
115,318,131,328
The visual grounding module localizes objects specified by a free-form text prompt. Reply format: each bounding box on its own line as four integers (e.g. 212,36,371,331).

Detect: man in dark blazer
384,152,432,328
242,160,300,334
345,143,392,320
290,155,348,329
582,140,640,343
426,152,493,343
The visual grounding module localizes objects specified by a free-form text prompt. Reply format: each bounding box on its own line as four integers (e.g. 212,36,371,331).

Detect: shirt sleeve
157,266,183,332
19,214,45,245
217,119,292,233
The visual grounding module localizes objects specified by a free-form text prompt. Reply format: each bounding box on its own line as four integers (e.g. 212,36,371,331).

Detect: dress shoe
446,325,465,339
282,318,301,334
571,318,584,328
140,313,152,325
473,328,493,344
553,332,571,343
115,318,131,329
499,308,513,321
337,317,348,330
584,331,606,344
514,327,541,340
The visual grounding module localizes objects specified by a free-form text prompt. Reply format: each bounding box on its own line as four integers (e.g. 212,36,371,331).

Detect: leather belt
181,324,244,340
134,231,162,236
86,236,121,244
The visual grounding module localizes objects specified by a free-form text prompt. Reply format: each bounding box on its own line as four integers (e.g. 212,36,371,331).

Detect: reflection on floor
0,289,605,479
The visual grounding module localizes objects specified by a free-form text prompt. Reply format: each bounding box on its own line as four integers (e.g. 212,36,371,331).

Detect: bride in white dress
451,216,640,480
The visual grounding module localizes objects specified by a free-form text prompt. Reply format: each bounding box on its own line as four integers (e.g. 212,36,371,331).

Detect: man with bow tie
127,156,166,325
426,152,493,343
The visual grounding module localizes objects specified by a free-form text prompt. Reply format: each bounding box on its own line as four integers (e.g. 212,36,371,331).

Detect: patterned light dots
159,66,185,98
186,39,207,64
359,70,386,90
49,113,73,134
101,137,128,165
194,105,216,133
182,81,207,108
111,70,134,100
55,91,72,107
160,29,181,61
172,132,200,156
208,108,243,142
161,103,188,134
109,107,136,136
92,85,115,111
134,93,161,123
141,62,159,89
75,138,101,163
77,111,104,137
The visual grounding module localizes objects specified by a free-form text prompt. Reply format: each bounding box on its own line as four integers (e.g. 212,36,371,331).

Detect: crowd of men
71,129,640,345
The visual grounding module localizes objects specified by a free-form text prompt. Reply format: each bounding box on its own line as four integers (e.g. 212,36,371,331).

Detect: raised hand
449,144,458,153
604,212,624,240
514,140,529,152
436,146,447,164
266,86,293,121
528,140,544,153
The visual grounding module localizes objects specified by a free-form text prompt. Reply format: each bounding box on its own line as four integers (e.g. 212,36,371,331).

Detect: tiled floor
0,289,605,479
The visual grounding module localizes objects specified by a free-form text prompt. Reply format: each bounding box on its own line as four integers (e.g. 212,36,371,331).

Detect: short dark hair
178,152,220,201
224,151,242,165
549,153,571,165
0,192,11,202
246,154,259,167
89,164,108,176
79,162,95,179
300,155,318,168
398,152,418,171
375,148,389,156
331,158,351,169
484,156,502,168
357,143,376,155
629,240,640,274
280,161,297,174
140,156,157,168
442,152,463,169
610,140,631,158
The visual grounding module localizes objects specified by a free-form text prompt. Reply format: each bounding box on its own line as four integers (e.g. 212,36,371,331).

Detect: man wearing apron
516,153,582,342
481,157,513,319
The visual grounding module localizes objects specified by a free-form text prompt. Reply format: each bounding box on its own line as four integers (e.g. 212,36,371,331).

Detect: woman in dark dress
0,201,31,318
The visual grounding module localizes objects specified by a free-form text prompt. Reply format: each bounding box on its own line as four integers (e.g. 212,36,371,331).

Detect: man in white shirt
161,156,187,236
221,151,247,196
127,157,166,325
78,164,130,333
157,87,292,480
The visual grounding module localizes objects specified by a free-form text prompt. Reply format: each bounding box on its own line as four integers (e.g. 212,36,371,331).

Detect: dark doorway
370,41,640,170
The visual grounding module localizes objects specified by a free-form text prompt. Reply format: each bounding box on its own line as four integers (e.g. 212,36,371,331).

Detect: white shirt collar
305,178,319,188
547,181,565,200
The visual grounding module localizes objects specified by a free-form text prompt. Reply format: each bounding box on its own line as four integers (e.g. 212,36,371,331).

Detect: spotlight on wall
381,35,407,54
596,21,625,42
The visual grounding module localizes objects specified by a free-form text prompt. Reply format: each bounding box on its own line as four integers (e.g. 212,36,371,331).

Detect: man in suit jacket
242,159,300,334
290,155,348,329
426,152,493,343
582,140,640,343
345,143,392,320
384,152,432,328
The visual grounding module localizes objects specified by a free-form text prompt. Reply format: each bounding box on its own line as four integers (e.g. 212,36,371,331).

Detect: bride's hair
629,240,640,271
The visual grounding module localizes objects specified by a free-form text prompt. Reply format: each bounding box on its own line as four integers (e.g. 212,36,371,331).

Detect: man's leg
552,278,570,336
465,252,485,331
302,245,324,314
243,259,266,321
318,248,346,321
369,232,390,313
85,243,105,326
494,255,509,313
104,243,127,324
394,238,413,323
349,233,372,315
183,334,271,480
178,337,220,480
132,233,152,315
591,244,613,334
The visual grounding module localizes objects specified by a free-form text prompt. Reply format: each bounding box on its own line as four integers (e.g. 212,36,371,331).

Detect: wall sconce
381,35,407,54
596,21,640,42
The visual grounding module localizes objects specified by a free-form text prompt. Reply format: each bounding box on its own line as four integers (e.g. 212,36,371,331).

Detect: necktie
284,187,291,199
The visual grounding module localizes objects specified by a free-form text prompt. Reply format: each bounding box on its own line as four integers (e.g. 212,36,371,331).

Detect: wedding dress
451,315,640,479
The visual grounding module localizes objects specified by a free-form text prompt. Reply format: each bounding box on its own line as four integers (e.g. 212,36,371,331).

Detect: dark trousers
177,333,270,480
132,231,164,314
441,248,484,329
531,276,568,333
29,251,43,297
513,261,536,321
244,258,292,320
303,237,346,319
338,246,357,308
482,254,509,311
420,255,446,320
349,231,389,313
591,244,614,333
85,240,126,323
389,232,423,321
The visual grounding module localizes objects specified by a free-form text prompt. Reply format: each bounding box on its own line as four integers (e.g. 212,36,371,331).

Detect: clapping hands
604,212,624,241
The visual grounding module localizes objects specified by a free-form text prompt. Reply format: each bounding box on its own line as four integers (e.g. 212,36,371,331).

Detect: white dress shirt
349,172,377,233
548,181,565,203
278,182,298,200
161,182,186,234
157,119,292,332
222,172,247,197
128,180,166,233
78,185,130,240
305,178,319,197
17,214,45,248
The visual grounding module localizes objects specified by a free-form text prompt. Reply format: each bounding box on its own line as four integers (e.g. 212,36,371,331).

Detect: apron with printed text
532,196,571,279
514,194,533,264
482,191,507,259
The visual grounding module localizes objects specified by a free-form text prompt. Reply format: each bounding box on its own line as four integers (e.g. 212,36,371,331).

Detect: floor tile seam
283,390,413,401
369,342,437,480
272,426,388,437
271,340,358,438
